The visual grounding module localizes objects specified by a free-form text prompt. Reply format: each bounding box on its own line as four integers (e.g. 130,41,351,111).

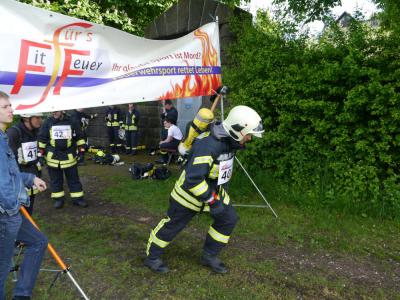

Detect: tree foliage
224,13,400,218
20,0,250,36
272,0,400,33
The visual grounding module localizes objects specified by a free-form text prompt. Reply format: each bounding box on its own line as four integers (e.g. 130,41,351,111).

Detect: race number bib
21,141,38,162
52,125,72,139
218,157,234,185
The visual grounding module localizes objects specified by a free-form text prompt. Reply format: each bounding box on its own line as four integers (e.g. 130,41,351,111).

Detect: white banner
0,0,222,114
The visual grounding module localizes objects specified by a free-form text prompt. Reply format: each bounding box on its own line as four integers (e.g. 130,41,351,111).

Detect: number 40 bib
218,157,234,185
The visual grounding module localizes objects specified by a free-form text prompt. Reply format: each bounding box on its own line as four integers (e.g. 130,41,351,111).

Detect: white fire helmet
20,113,44,118
222,105,264,141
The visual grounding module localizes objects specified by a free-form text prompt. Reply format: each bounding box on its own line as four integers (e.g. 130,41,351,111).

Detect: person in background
38,111,88,209
6,113,43,215
70,108,97,164
124,103,140,155
156,117,183,164
160,99,178,140
145,105,264,274
105,105,123,153
0,91,48,300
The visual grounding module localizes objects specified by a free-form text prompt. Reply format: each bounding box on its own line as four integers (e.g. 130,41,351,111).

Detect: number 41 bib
218,157,234,185
21,141,38,162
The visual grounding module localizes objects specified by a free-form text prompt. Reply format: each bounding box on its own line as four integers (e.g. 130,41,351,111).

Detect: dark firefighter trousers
146,198,238,259
125,130,138,152
48,165,84,202
107,126,122,151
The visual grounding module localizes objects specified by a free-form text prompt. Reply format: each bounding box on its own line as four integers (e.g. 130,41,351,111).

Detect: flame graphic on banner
159,28,222,100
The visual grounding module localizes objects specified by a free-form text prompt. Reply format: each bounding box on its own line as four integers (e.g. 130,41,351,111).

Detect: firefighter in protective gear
124,103,140,155
145,105,264,274
6,113,43,215
38,111,88,209
70,108,97,164
105,105,123,153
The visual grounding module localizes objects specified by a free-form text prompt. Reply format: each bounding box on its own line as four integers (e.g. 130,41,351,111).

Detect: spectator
160,99,178,140
0,91,48,300
157,117,183,164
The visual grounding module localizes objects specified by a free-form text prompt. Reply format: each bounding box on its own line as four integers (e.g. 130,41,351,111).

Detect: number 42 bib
52,125,72,139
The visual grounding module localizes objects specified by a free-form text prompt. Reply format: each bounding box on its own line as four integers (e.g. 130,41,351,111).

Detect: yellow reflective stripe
51,191,65,198
208,226,230,244
150,230,169,248
193,156,213,166
189,180,208,196
76,139,85,146
209,164,219,179
146,217,171,255
171,190,201,212
220,188,230,205
111,122,119,126
70,191,84,198
26,187,39,196
38,142,46,148
175,183,202,207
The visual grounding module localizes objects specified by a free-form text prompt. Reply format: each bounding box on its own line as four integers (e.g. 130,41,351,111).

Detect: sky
242,0,379,34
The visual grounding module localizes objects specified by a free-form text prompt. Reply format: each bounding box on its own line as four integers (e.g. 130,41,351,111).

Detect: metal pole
20,207,90,299
234,157,278,218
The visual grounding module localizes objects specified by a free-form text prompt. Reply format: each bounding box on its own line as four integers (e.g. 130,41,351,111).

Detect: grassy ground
5,152,400,299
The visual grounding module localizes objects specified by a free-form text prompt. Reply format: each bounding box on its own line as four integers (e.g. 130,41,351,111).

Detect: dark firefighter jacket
171,122,243,212
38,115,85,169
70,110,94,131
105,106,123,127
6,121,42,196
161,106,178,125
124,109,140,131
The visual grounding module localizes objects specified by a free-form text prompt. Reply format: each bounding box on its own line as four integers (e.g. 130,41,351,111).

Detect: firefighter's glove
208,192,224,217
38,149,46,166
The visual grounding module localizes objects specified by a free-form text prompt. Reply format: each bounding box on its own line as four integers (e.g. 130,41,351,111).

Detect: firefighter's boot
54,198,64,209
201,253,228,274
144,257,169,274
73,198,88,208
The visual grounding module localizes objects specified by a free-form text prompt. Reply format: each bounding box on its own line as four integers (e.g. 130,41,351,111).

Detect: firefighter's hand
208,192,224,217
38,149,46,166
33,177,47,192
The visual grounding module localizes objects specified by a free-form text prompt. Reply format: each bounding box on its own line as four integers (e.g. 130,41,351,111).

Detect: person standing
6,113,43,215
105,105,123,153
145,105,264,274
69,108,97,164
0,91,48,300
38,111,88,209
124,103,140,155
160,99,178,140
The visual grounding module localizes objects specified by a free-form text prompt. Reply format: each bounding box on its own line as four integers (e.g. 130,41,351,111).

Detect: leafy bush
224,13,400,218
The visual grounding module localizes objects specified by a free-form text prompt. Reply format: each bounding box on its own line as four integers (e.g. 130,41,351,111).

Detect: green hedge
224,13,400,218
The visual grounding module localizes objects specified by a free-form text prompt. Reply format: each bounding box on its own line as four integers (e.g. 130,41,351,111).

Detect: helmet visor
249,121,264,138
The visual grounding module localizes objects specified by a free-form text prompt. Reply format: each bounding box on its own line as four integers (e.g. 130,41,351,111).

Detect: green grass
6,162,400,299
